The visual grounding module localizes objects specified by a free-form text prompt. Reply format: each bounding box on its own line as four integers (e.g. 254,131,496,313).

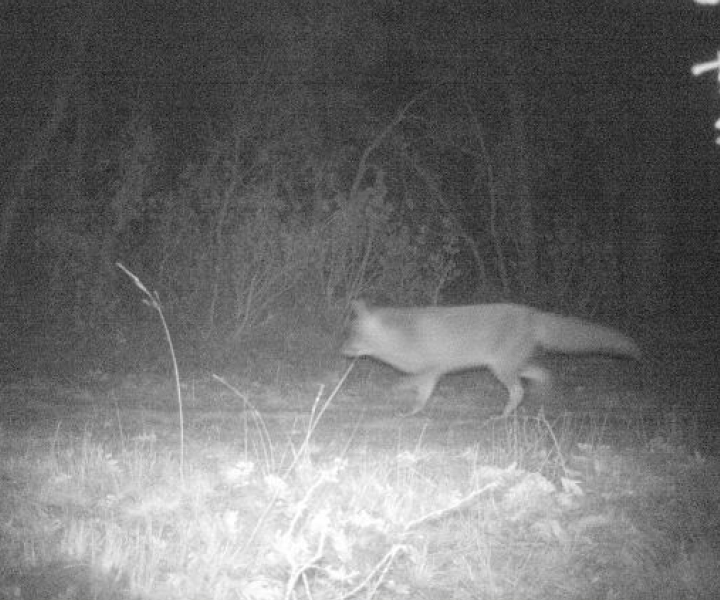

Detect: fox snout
340,339,355,356
340,329,367,357
342,301,376,358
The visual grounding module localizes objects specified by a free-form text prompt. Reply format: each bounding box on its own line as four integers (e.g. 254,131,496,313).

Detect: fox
341,299,640,417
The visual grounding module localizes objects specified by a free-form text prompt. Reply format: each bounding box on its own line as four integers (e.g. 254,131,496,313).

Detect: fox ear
350,299,368,316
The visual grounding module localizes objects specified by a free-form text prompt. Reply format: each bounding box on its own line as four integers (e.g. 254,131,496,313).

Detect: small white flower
222,460,255,485
264,473,289,498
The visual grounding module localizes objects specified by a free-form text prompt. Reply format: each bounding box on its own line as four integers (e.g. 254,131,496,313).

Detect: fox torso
342,300,640,416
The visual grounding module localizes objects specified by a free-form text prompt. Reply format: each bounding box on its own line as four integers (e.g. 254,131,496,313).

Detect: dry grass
0,379,718,600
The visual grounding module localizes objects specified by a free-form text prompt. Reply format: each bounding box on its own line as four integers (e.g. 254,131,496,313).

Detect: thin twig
339,544,407,600
404,482,500,531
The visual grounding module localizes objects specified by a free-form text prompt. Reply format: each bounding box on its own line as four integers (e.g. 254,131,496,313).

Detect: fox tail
534,313,640,359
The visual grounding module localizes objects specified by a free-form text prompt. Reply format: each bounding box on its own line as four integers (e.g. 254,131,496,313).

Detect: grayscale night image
0,1,719,598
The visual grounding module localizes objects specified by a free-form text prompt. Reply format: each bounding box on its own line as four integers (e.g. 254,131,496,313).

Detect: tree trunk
506,61,537,295
0,90,70,277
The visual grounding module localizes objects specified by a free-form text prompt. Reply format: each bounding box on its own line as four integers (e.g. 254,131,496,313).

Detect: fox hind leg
498,365,549,417
500,380,525,417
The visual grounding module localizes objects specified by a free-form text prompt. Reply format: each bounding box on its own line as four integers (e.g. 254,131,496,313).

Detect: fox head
341,300,385,358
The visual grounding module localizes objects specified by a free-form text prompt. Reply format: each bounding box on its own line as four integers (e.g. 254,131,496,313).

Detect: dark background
0,0,718,388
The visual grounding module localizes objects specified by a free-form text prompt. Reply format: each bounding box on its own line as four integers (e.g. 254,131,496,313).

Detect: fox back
341,299,639,416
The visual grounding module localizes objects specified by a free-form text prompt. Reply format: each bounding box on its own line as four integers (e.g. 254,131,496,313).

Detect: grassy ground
0,358,719,600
